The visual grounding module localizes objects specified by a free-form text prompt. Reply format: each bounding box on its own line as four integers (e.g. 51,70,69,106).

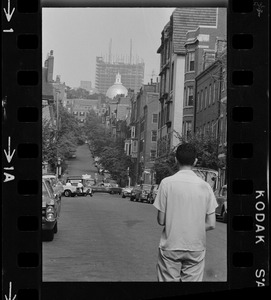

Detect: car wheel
64,190,71,197
43,229,54,241
122,194,125,198
222,210,227,223
130,197,134,201
54,222,58,234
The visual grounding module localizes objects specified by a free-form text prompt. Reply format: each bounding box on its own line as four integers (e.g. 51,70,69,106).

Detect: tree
66,86,90,99
175,132,221,170
99,145,133,186
83,110,133,185
42,118,57,171
153,132,222,183
42,104,84,173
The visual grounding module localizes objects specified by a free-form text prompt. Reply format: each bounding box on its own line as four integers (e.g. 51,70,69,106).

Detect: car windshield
45,180,54,196
42,182,49,197
69,179,82,185
142,184,151,189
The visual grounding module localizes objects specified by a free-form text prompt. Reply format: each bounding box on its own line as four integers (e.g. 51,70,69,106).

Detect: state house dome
106,73,128,99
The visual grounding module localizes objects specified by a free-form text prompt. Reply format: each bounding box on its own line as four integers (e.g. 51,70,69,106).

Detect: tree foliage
66,87,90,99
42,104,84,173
83,111,133,185
153,132,223,184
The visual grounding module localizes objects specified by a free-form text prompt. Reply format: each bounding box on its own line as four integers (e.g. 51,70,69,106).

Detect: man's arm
157,210,165,226
205,212,216,231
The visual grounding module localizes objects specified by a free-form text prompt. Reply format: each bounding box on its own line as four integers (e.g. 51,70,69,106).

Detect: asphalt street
43,144,227,282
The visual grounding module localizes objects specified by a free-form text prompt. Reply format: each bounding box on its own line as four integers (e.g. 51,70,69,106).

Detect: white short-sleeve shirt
153,170,218,251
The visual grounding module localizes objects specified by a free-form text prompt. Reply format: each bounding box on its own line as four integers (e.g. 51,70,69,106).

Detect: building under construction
95,39,145,95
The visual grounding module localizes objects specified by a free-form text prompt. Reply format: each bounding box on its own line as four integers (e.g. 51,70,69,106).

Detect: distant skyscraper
95,53,145,94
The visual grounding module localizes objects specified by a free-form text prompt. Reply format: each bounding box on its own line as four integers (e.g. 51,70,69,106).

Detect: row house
125,81,159,184
194,41,227,188
106,94,131,140
183,9,226,139
66,98,100,124
157,7,226,156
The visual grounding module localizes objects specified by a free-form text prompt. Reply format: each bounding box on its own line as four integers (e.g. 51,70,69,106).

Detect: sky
42,8,175,88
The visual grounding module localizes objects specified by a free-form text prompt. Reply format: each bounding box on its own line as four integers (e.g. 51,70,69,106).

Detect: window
163,73,167,94
73,111,78,115
185,121,192,138
124,143,130,155
200,90,203,111
197,92,200,112
171,62,174,90
219,118,223,144
213,81,216,103
204,87,208,108
79,111,85,116
140,120,144,133
150,150,156,161
166,105,170,122
131,126,135,138
221,68,226,91
132,140,138,152
185,86,194,106
209,85,212,106
187,52,195,71
139,139,144,152
151,130,157,142
152,114,158,123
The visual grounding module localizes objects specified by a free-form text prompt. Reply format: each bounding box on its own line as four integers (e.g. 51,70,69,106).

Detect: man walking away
153,143,218,282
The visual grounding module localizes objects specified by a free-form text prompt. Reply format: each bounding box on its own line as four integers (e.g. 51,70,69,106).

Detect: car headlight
46,213,55,222
46,206,54,213
46,205,55,221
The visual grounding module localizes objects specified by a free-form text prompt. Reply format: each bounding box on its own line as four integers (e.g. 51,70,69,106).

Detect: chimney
151,78,153,85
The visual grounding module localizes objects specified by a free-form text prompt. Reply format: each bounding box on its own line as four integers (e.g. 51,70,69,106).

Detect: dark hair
175,143,197,166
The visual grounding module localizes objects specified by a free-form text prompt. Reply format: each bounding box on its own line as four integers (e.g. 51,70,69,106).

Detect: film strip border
1,0,269,299
228,0,269,290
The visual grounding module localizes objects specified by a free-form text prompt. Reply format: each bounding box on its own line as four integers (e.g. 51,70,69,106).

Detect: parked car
130,185,141,201
193,167,218,192
42,177,61,241
121,186,133,198
64,175,94,197
215,185,227,223
42,174,64,200
136,184,152,203
149,184,159,204
91,182,111,193
62,181,77,197
108,183,122,194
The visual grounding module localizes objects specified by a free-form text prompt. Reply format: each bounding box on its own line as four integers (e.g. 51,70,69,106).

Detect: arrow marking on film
3,0,15,22
5,282,16,300
4,136,16,163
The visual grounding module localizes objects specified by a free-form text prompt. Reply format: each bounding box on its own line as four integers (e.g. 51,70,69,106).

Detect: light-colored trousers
157,248,206,282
